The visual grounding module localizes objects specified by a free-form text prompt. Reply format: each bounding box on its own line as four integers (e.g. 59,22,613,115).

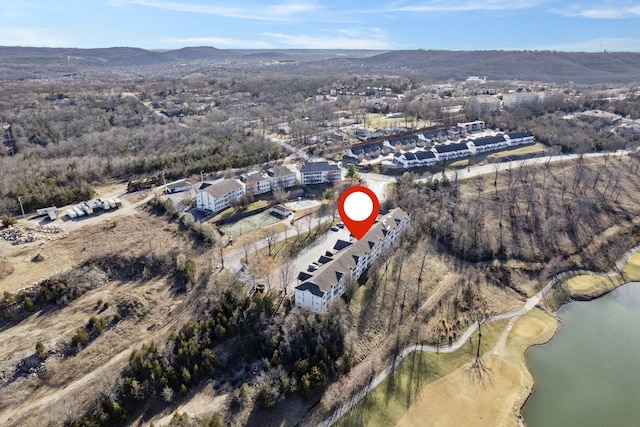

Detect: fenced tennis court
219,210,281,236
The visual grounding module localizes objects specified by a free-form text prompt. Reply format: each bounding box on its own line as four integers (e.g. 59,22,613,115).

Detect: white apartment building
196,179,244,213
300,161,342,185
295,208,411,313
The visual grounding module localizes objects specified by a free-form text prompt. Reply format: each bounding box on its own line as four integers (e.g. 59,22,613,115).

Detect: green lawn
563,249,640,300
335,320,507,427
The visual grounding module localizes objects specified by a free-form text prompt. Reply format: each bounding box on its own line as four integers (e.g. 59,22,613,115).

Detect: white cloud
264,29,393,49
118,0,318,21
556,2,640,18
0,27,70,47
160,36,273,49
536,37,640,52
376,0,548,13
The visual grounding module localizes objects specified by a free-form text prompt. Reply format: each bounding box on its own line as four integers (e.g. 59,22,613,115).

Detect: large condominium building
295,208,411,313
300,161,342,185
196,179,244,213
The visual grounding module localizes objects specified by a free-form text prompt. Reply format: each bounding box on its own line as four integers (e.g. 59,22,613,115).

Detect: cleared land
394,308,556,427
334,320,508,427
0,211,224,426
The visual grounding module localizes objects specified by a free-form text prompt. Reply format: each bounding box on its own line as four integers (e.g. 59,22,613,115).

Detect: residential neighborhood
2,41,640,427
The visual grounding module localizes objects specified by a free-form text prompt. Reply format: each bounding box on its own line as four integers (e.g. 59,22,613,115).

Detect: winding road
319,242,640,427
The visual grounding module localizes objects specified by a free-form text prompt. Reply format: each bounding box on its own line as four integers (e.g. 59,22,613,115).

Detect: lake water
523,282,640,427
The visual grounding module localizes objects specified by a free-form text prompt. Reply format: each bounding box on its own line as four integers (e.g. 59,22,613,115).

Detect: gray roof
267,165,296,178
472,134,507,147
167,180,192,190
246,171,270,183
297,208,409,296
415,150,436,160
300,161,340,173
507,130,534,139
434,142,470,153
199,179,243,199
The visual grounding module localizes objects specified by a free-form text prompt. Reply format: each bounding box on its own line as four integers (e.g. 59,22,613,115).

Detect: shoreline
323,245,640,427
515,245,640,427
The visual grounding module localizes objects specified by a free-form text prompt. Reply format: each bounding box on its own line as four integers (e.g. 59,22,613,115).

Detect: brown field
394,308,557,427
0,210,223,426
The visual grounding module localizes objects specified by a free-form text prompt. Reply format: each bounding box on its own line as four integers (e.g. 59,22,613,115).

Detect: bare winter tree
470,290,488,378
262,226,279,257
278,257,297,296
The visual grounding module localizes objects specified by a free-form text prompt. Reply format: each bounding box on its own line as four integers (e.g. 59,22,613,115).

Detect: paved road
359,172,396,202
320,242,640,426
268,135,311,161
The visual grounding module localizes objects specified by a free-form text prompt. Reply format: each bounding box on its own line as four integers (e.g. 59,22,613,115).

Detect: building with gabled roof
267,165,297,190
246,171,272,195
468,134,509,154
196,179,244,213
165,180,193,194
300,161,342,185
294,208,410,313
506,130,535,146
431,141,471,161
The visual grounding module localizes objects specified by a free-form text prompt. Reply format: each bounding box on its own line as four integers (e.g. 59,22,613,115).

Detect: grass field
488,142,547,158
335,320,508,427
563,249,640,300
394,308,557,427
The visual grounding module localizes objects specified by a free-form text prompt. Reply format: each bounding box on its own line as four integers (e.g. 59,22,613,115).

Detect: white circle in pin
343,191,373,221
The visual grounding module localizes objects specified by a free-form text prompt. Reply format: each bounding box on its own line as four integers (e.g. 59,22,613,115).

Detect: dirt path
0,278,199,426
0,210,209,426
493,316,518,357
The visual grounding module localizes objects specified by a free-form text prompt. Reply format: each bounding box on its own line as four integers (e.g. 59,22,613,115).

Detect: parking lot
279,223,352,291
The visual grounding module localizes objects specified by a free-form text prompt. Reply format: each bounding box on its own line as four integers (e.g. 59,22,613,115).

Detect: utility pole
162,171,167,194
17,196,25,218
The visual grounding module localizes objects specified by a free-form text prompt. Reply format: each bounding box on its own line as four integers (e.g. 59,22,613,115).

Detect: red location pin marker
337,186,380,240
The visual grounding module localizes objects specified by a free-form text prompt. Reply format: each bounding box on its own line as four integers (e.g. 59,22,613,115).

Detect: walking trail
319,243,640,427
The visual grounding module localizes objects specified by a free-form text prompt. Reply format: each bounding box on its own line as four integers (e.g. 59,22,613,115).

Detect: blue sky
1,0,639,51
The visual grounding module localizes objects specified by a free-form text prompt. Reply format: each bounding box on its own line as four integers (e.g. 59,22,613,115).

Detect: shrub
2,216,17,227
23,296,35,312
36,341,46,361
256,383,277,408
184,259,196,284
323,188,335,200
72,327,90,347
181,213,195,229
88,316,108,334
3,291,14,304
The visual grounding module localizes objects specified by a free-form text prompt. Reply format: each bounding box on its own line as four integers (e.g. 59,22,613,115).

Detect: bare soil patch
0,260,14,281
0,210,174,294
394,309,556,427
0,211,214,426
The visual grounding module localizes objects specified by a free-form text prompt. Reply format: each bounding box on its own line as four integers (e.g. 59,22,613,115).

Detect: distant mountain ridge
353,50,640,84
1,46,639,84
